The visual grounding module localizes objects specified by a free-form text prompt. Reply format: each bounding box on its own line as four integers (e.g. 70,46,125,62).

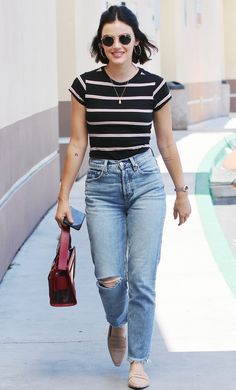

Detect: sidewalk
0,116,236,390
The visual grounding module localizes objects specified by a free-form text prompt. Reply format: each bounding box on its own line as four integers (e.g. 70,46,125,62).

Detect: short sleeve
68,74,86,105
153,78,172,111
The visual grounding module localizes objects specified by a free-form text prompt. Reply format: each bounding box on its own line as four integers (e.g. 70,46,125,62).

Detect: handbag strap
58,228,71,271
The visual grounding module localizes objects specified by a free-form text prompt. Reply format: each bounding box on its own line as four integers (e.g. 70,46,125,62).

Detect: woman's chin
107,56,129,66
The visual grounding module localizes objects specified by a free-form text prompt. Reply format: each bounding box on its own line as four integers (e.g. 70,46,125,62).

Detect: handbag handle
58,228,71,271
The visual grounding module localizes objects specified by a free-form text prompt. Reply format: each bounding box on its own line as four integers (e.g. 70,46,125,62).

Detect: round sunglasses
101,34,132,47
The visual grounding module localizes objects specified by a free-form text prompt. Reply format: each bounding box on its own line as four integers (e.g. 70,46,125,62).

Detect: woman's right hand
55,200,74,229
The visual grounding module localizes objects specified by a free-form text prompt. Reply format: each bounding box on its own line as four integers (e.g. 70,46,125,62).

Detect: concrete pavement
0,116,236,389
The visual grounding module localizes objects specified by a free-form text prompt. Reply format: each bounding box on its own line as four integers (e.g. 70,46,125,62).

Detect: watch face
184,185,189,191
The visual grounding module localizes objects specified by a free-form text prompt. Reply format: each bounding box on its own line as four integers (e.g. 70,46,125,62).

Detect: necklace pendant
119,99,121,104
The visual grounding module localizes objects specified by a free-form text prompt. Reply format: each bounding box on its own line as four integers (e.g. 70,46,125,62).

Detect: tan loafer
128,364,150,389
107,325,126,366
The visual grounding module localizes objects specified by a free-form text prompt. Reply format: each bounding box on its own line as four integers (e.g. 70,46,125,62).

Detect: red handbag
48,228,77,306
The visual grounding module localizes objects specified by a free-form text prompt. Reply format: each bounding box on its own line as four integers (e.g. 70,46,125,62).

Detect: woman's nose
112,37,121,48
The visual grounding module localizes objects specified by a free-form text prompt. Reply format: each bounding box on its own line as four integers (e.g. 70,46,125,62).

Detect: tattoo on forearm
71,143,79,157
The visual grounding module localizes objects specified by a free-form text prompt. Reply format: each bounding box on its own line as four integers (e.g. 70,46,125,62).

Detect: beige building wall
223,0,236,111
160,0,229,124
159,0,177,81
162,0,225,83
0,0,60,281
160,0,225,82
0,0,58,128
56,0,76,102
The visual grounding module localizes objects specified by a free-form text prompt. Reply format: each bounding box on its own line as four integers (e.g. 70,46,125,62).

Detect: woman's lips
111,52,124,58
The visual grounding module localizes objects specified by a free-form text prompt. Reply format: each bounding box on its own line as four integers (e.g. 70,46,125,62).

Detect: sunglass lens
101,36,113,47
101,34,132,46
119,34,131,45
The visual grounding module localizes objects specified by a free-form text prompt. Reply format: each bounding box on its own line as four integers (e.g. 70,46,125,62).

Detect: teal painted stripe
195,134,236,297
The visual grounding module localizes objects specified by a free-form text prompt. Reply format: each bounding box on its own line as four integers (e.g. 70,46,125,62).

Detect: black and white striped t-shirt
69,66,171,160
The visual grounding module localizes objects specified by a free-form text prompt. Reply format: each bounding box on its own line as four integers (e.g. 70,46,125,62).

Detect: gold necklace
109,77,129,104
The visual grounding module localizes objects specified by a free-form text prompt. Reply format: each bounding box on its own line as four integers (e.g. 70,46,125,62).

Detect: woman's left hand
173,194,191,226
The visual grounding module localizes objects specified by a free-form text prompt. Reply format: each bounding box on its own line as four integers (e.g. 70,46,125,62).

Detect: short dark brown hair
90,5,158,65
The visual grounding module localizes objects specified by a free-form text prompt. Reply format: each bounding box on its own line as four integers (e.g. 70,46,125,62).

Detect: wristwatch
174,185,189,193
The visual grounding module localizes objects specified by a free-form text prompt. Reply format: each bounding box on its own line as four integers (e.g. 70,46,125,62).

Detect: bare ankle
130,361,145,369
111,326,126,337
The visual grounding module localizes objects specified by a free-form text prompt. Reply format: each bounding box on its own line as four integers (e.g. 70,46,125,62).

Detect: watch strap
174,185,189,193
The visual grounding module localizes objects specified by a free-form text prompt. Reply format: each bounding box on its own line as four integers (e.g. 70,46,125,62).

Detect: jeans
85,148,166,362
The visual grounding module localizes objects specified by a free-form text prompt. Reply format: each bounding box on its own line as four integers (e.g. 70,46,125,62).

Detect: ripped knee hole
98,276,121,288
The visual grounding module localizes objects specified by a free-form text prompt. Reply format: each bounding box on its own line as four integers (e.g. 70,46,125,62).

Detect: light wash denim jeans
85,148,166,362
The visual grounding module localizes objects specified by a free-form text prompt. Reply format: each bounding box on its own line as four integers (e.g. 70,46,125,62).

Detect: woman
55,5,191,389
